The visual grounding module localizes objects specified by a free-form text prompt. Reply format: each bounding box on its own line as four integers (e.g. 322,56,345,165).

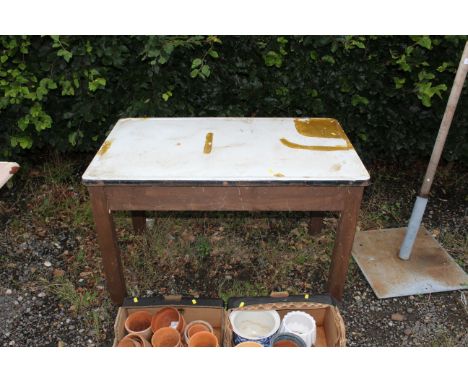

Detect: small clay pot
183,320,214,344
188,331,219,347
273,340,298,347
151,307,185,334
118,333,151,347
118,337,141,347
235,341,263,347
125,310,153,340
271,333,306,347
151,327,181,347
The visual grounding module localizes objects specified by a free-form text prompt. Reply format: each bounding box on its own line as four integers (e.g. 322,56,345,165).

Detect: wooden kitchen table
82,118,370,305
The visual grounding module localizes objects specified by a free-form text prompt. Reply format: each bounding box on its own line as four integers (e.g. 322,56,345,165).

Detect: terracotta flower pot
235,341,263,347
151,327,181,347
125,310,153,340
151,307,185,334
118,333,151,347
188,331,219,347
118,337,141,347
183,320,214,344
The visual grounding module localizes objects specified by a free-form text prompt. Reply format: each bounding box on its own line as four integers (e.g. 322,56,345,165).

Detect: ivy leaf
309,89,319,98
60,80,75,96
264,51,282,68
191,58,202,69
190,69,199,78
277,37,288,45
162,90,173,102
436,62,450,72
88,77,106,92
417,36,432,50
18,136,33,149
201,65,211,77
321,55,335,64
396,54,411,72
18,116,29,131
40,78,57,90
208,50,219,58
351,95,369,107
416,82,447,107
57,49,73,63
352,40,365,49
68,131,78,146
418,70,435,81
393,77,406,89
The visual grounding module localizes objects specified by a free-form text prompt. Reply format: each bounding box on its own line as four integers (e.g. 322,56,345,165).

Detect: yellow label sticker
305,294,309,299
239,302,245,308
133,297,139,303
192,299,197,305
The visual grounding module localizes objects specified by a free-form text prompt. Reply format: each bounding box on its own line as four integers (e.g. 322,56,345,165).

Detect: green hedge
1,35,467,162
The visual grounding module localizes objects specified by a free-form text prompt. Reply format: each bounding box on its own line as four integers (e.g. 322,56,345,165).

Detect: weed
430,327,458,347
50,277,98,313
76,249,86,264
73,200,93,227
194,236,211,259
41,156,75,186
218,280,268,304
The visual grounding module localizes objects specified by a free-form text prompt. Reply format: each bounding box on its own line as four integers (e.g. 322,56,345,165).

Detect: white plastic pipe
399,196,428,260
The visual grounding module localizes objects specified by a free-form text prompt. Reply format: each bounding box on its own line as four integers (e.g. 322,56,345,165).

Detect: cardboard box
224,294,346,346
113,293,345,347
113,296,225,346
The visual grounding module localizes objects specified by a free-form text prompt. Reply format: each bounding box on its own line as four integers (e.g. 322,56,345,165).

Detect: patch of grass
438,230,468,269
75,248,87,265
50,277,98,313
218,280,268,304
121,212,338,298
194,236,211,259
293,253,308,265
41,156,76,186
36,194,55,220
85,301,113,343
430,327,458,346
72,200,93,228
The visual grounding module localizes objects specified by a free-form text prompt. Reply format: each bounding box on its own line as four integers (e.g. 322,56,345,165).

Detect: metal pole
399,41,468,260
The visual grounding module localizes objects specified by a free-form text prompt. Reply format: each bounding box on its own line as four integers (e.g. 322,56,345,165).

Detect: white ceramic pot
229,310,280,347
280,311,316,346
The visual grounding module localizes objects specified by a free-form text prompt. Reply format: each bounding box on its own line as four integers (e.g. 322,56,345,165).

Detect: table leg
308,212,324,235
327,187,364,300
88,186,127,305
131,211,146,234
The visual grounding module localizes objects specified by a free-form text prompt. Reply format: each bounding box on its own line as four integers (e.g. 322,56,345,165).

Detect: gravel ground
341,279,468,346
0,230,115,346
0,158,466,346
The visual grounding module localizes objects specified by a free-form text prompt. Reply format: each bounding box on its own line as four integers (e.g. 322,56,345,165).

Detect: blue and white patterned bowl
230,310,280,347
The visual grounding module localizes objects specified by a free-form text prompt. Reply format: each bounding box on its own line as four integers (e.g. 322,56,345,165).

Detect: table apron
95,185,363,212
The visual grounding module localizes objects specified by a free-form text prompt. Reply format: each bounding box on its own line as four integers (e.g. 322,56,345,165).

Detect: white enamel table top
82,118,370,184
0,162,19,189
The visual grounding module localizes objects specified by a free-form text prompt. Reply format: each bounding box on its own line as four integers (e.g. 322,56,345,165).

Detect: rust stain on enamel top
203,132,213,154
280,118,353,151
9,166,20,174
97,140,113,156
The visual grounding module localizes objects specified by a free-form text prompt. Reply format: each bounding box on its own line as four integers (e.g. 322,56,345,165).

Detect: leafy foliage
1,35,467,162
